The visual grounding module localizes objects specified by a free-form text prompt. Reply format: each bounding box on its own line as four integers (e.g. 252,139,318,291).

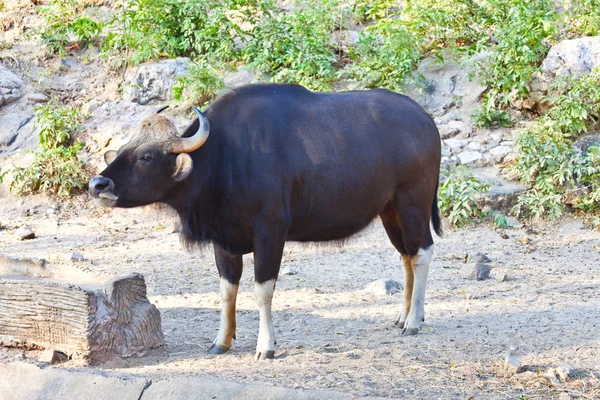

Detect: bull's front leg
209,244,243,355
402,245,434,336
252,222,287,361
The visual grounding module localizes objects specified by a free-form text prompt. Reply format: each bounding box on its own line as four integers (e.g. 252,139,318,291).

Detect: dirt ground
1,192,599,399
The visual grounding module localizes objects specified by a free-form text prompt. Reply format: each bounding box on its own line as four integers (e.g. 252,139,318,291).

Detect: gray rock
365,279,402,296
457,150,482,165
529,36,600,111
467,141,484,151
409,50,488,117
505,216,523,228
573,133,600,156
464,263,491,280
473,166,529,211
0,114,33,148
504,355,523,375
38,349,67,364
555,365,575,381
15,226,35,240
489,145,511,162
27,93,48,104
224,68,255,88
0,65,23,107
438,126,459,139
467,252,491,263
123,58,190,105
280,266,298,276
71,252,85,262
495,272,509,282
444,138,468,151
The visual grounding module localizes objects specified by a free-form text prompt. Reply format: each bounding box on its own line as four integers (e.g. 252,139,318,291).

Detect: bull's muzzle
89,176,118,202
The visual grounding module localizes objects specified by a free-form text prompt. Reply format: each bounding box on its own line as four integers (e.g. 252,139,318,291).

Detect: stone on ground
504,355,523,375
365,279,402,296
15,226,35,240
464,263,491,281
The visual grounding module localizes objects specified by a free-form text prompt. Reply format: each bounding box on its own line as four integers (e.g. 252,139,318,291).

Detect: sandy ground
1,193,599,399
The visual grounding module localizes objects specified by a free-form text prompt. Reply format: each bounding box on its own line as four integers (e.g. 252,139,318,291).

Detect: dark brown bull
89,83,442,360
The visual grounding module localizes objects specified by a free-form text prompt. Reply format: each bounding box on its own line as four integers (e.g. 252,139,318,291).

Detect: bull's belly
286,208,381,242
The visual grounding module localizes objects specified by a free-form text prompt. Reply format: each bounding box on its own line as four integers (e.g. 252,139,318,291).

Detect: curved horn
171,107,210,153
155,105,169,114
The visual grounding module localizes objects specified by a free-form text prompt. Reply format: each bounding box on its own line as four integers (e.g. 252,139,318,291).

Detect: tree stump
0,254,164,363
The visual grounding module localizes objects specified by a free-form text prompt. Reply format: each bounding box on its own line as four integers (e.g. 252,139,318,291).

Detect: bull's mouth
98,191,119,201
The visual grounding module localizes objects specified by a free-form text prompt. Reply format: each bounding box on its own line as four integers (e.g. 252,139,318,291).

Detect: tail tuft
431,180,443,237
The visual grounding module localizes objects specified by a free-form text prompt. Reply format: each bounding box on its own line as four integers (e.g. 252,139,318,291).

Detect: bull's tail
431,179,443,237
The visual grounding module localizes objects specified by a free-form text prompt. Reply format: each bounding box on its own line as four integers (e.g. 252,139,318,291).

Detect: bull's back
208,84,441,242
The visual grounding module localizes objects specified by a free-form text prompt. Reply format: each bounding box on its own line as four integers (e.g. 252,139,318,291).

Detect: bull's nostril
89,176,113,193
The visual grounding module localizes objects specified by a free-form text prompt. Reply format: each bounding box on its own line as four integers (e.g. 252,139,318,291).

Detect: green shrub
243,1,338,90
477,0,557,109
438,166,491,227
37,0,103,54
172,57,224,105
9,145,88,197
351,0,395,23
471,107,512,128
344,18,423,91
560,0,600,38
105,0,272,65
5,102,87,197
401,0,488,56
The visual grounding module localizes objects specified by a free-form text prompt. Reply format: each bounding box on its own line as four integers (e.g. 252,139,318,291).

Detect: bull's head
88,107,210,207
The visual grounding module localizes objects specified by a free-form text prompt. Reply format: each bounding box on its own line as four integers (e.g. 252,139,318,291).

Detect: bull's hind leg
209,244,243,355
394,192,435,336
380,202,413,329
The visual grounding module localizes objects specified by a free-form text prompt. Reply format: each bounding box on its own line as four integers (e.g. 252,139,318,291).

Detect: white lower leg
405,245,433,331
254,279,276,359
213,278,238,350
397,254,414,326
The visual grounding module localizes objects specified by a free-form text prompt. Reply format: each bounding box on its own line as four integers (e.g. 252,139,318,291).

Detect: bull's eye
139,155,153,163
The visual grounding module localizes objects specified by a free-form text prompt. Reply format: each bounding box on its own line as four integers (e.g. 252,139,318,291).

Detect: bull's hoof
401,327,419,336
394,319,405,329
254,350,275,361
207,344,231,355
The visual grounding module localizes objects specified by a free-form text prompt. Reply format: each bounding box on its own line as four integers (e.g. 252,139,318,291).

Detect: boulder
410,51,488,119
0,114,33,148
0,65,23,107
224,68,255,89
529,36,600,111
123,58,190,105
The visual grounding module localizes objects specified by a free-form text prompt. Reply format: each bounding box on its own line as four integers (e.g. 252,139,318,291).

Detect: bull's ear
104,150,118,165
172,153,193,182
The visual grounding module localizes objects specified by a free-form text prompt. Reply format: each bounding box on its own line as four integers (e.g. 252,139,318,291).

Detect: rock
0,65,23,107
409,50,488,117
71,252,85,262
489,145,511,158
27,93,48,104
464,263,491,280
495,273,508,282
467,252,491,263
473,167,529,211
504,355,523,375
0,116,38,156
505,216,523,228
542,36,600,79
529,36,600,111
444,138,468,151
467,142,484,151
516,370,535,378
224,68,255,88
280,266,297,276
457,150,482,165
0,114,33,148
38,349,67,364
438,126,459,139
365,279,402,296
15,226,35,240
555,365,575,381
123,58,190,105
573,133,600,156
